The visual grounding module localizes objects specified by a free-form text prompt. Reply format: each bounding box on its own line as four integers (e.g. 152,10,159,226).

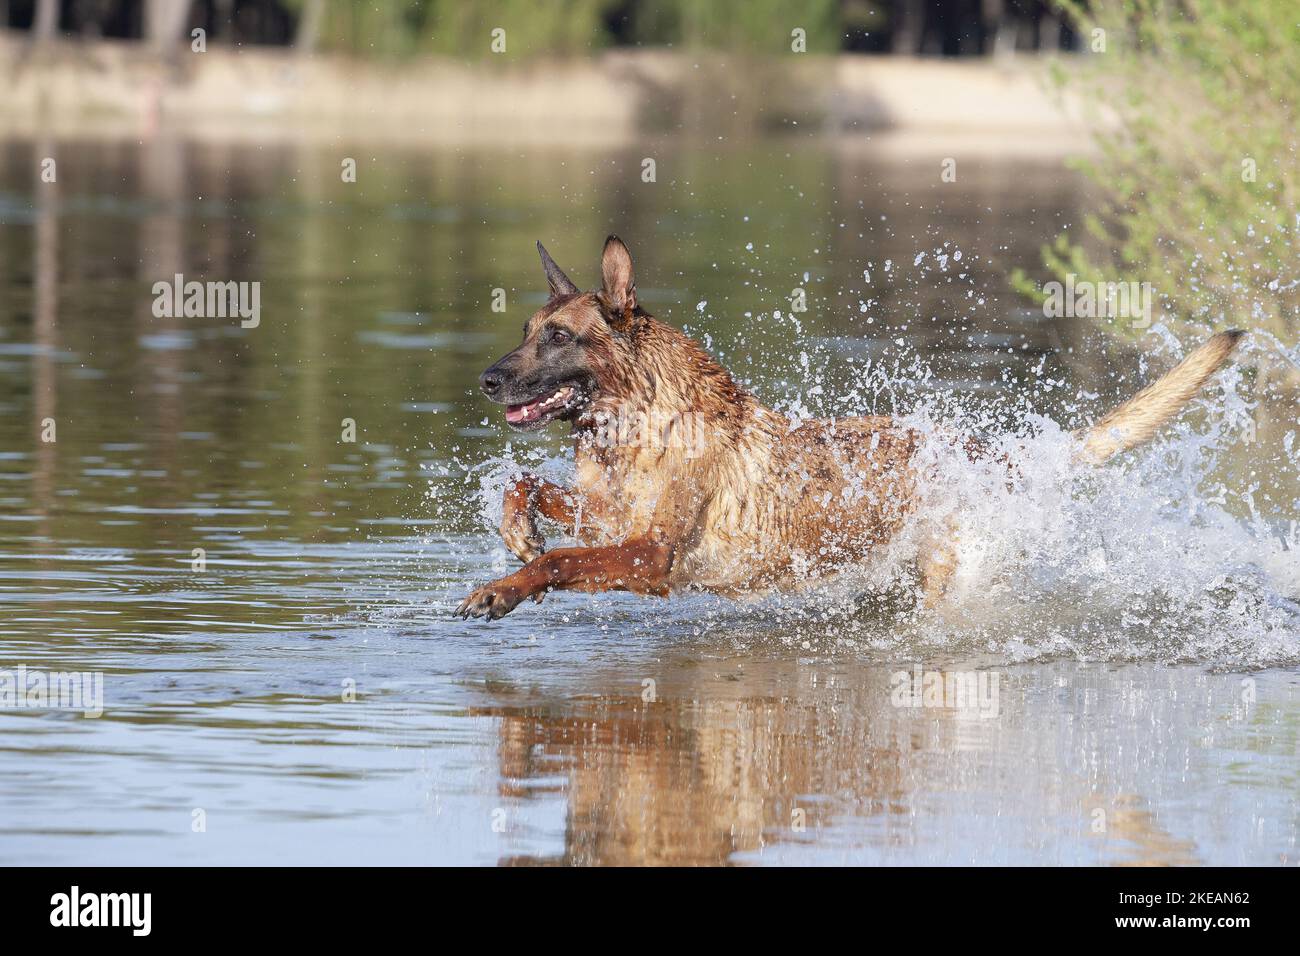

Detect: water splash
425,253,1300,669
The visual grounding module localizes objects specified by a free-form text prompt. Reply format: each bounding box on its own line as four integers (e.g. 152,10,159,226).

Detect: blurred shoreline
4,36,1096,151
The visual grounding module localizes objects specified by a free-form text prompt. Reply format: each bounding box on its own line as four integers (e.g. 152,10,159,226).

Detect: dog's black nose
480,370,502,396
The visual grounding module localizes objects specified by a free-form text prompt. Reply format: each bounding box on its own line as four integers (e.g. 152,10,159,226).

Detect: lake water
1,136,1297,865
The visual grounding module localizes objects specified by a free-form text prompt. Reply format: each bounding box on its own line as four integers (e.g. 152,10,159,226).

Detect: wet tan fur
457,239,1245,620
1073,331,1246,464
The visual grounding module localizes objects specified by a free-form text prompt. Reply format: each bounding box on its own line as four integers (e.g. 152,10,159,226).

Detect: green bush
301,0,611,59
1014,0,1300,344
631,0,840,53
305,0,839,59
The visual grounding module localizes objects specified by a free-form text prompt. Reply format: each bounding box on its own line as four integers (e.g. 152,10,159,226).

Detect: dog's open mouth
504,384,583,428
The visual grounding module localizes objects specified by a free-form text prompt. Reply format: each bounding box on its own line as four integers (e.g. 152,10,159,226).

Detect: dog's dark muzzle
479,352,527,403
478,347,592,430
479,365,506,400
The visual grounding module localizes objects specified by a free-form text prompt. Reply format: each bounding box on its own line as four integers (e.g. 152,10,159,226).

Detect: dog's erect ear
537,241,579,298
599,235,637,321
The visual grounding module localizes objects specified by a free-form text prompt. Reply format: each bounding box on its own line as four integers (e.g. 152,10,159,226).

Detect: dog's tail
1073,330,1245,465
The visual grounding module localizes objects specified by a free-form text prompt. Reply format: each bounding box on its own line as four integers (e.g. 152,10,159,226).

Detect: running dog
455,236,1244,620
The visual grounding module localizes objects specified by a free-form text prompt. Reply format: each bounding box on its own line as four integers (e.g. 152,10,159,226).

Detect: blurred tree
841,0,892,53
293,0,323,51
32,0,57,40
144,0,190,50
422,0,612,57
1,0,1084,56
630,0,839,53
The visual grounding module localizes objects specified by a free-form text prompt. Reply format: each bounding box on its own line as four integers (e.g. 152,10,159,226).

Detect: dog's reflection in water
470,666,1199,867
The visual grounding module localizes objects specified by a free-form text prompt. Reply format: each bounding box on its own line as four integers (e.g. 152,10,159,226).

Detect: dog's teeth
522,386,573,419
539,388,568,409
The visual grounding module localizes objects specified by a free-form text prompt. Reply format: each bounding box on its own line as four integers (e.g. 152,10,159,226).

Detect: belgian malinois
455,236,1244,620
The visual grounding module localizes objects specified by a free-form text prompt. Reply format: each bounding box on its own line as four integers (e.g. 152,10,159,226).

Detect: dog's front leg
918,518,961,609
456,536,673,621
500,474,577,563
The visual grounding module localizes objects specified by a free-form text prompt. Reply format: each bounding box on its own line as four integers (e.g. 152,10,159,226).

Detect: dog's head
480,235,641,431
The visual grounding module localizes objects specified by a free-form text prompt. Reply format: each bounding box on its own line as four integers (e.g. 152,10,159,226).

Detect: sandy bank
1,36,1098,151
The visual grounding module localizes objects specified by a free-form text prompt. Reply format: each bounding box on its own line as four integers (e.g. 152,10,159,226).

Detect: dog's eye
549,329,572,345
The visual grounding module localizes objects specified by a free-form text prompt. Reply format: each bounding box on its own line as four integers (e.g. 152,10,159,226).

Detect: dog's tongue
505,386,573,424
505,401,536,424
504,386,575,425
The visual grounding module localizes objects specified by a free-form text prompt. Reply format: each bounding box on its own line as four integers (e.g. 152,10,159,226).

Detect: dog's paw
500,514,545,564
455,580,527,621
